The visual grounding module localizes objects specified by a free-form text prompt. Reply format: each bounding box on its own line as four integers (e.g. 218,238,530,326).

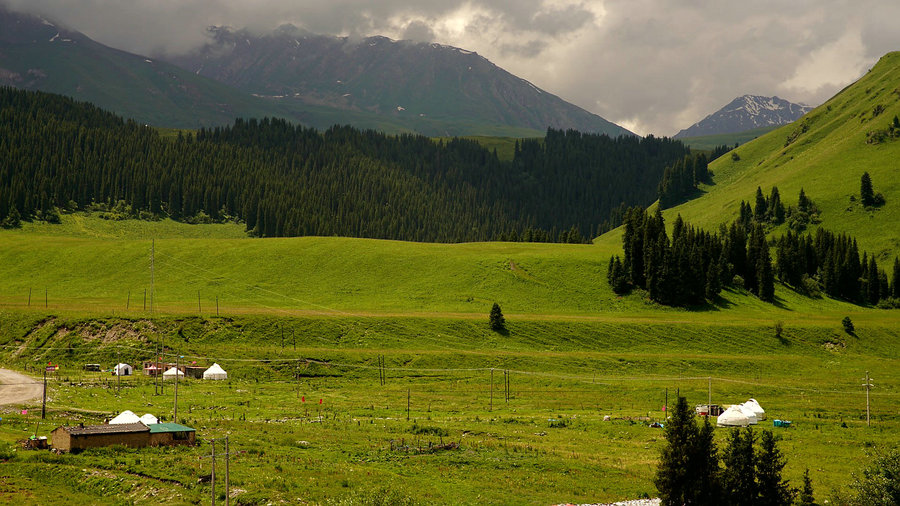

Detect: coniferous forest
609,188,900,308
0,87,690,242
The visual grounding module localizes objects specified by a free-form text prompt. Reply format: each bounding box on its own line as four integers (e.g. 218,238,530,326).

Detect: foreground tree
655,396,720,505
860,172,875,207
848,447,900,505
722,428,758,506
756,431,795,505
489,303,506,332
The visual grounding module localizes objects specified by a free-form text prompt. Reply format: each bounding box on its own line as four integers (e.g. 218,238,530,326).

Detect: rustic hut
51,423,150,452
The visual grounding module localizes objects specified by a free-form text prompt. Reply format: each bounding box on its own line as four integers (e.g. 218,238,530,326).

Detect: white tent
743,399,766,421
109,410,141,424
139,413,159,425
716,405,751,427
737,404,759,425
113,363,133,376
162,367,184,379
203,363,228,380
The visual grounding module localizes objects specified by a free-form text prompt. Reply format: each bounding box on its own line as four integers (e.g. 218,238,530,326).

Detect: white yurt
203,363,228,380
139,413,159,425
109,410,141,424
743,399,766,421
737,403,759,425
113,363,133,376
716,405,751,427
162,367,184,379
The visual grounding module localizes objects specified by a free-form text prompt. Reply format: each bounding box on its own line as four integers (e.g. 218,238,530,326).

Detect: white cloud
779,29,869,99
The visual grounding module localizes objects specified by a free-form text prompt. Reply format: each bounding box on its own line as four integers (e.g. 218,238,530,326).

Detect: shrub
842,317,855,334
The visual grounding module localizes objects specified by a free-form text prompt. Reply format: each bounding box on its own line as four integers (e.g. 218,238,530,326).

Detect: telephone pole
862,371,874,427
174,355,182,423
41,368,47,419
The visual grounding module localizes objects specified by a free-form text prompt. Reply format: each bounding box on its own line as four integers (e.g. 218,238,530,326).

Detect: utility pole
863,371,874,427
174,355,181,423
28,287,31,307
41,368,47,419
116,347,121,396
150,239,154,314
407,388,410,421
490,368,494,412
211,438,216,506
225,436,230,506
126,290,130,310
44,287,47,308
198,291,202,314
707,377,711,418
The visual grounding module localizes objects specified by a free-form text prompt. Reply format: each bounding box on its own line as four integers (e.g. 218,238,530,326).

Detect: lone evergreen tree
489,303,506,331
860,172,875,207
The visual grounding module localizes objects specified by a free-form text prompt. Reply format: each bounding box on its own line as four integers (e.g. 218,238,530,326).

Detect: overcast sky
7,0,900,135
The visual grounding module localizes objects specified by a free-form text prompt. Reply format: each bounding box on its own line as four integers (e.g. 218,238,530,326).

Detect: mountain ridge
675,94,812,138
163,25,632,137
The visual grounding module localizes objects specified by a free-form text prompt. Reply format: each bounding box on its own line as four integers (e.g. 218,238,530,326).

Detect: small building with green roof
148,422,196,447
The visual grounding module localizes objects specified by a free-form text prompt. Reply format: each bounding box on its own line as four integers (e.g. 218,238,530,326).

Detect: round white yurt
109,410,141,424
162,367,184,380
716,405,751,427
139,413,159,425
737,403,759,425
743,399,766,421
203,363,228,380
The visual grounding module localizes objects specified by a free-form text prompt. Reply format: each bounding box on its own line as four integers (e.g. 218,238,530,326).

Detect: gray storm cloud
4,0,900,135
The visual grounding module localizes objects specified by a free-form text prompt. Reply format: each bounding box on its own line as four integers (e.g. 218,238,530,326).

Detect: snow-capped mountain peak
675,95,813,138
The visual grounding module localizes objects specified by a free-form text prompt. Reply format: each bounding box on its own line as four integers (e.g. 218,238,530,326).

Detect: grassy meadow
2,54,900,503
1,311,899,505
1,211,899,505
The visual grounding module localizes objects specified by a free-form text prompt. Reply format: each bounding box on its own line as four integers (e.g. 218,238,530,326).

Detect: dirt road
0,368,42,405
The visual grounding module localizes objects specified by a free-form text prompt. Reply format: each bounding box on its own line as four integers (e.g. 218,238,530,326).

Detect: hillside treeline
0,87,689,242
610,189,900,307
608,208,774,306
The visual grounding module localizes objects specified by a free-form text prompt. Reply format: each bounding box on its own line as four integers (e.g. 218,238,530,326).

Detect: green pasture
2,214,897,325
1,312,898,504
678,126,779,152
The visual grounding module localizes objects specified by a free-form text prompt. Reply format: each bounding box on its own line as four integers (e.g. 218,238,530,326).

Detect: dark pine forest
0,87,689,242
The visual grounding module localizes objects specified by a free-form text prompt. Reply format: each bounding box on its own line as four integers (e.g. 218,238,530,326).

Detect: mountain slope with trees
650,52,900,262
0,87,686,242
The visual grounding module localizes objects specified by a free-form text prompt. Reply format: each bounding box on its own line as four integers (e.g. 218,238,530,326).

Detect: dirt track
0,368,42,405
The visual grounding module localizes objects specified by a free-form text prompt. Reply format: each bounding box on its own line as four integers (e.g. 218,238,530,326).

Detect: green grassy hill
2,214,897,328
657,52,900,261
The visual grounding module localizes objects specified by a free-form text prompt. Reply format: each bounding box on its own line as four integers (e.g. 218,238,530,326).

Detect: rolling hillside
645,52,900,261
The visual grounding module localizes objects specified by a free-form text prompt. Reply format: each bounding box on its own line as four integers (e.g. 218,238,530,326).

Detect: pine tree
756,430,794,506
798,469,816,505
489,303,505,332
754,187,768,222
722,428,757,506
706,258,722,300
655,396,721,505
860,172,875,206
867,257,880,304
798,188,810,213
893,257,900,299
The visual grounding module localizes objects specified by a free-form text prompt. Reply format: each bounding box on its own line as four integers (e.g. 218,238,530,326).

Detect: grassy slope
660,52,900,260
1,214,895,326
